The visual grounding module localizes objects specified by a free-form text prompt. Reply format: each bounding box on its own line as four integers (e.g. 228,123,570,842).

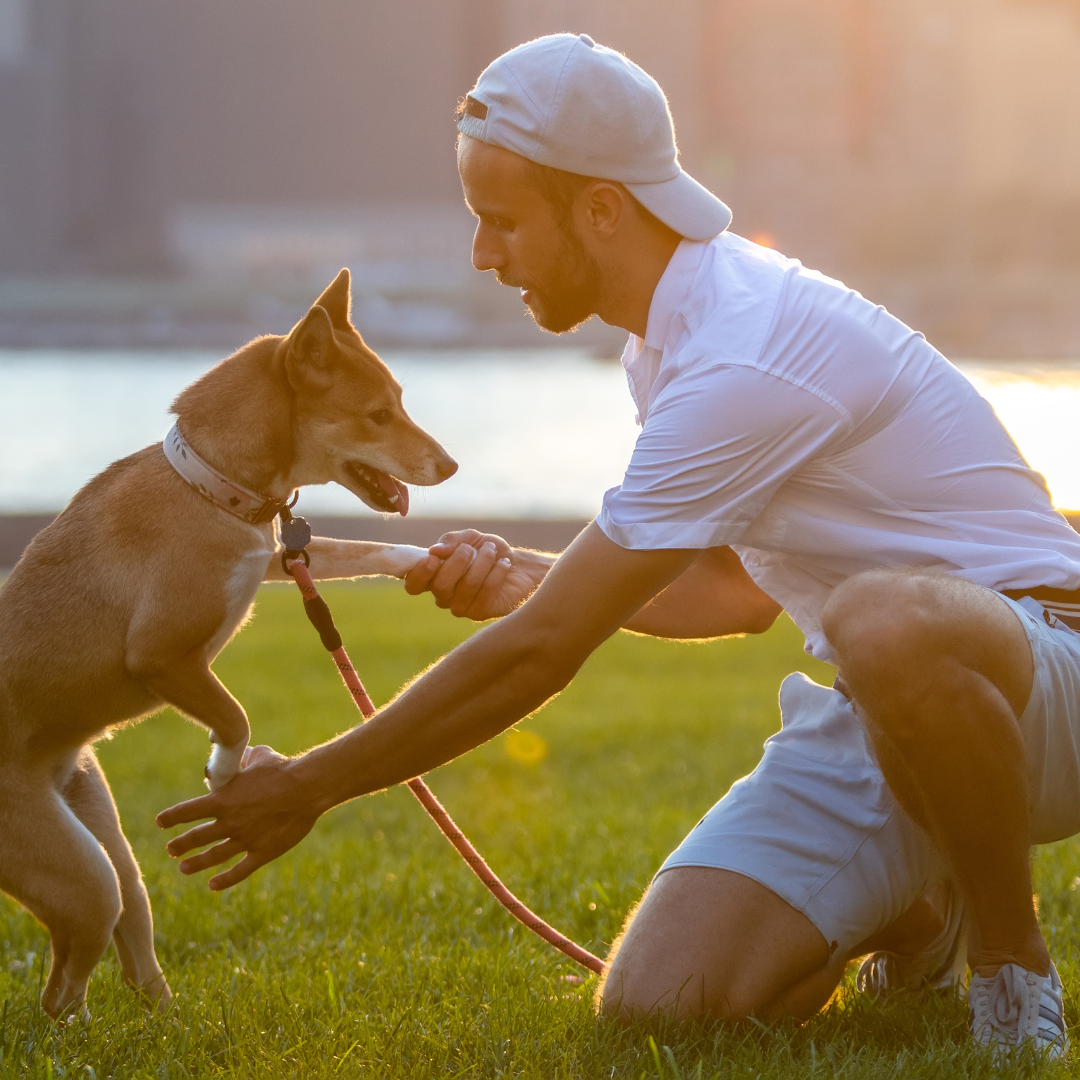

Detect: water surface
1,350,1077,516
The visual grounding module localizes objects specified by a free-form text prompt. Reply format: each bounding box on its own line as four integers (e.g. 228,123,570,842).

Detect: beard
499,228,602,334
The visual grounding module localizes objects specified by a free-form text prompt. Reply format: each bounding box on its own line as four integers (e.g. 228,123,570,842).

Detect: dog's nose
436,457,459,481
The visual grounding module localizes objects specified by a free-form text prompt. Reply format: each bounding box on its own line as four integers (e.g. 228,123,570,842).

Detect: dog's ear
312,268,352,332
285,305,336,392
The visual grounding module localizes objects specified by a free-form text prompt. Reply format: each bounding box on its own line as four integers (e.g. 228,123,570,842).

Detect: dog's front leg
263,537,430,582
127,651,250,790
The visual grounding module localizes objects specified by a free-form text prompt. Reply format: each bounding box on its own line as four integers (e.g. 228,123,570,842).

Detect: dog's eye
368,409,392,425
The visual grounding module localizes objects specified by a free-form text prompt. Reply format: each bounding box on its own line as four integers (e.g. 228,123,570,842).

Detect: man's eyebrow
464,202,508,221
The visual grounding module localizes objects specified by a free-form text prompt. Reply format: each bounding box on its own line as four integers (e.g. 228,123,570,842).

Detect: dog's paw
138,972,173,1014
204,740,247,790
373,544,430,577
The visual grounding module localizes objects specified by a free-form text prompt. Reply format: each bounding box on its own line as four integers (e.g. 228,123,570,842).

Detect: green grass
1,580,1078,1077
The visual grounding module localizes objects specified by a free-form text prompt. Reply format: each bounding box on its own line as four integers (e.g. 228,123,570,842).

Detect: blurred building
1,0,1078,354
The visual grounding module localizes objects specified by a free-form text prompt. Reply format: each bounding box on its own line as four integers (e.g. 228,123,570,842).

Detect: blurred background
1,0,1078,563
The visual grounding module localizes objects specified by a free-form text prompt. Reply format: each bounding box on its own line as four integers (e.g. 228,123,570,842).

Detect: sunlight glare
957,362,1080,511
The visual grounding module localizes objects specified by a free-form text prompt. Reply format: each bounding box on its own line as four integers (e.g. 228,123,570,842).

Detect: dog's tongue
378,471,409,516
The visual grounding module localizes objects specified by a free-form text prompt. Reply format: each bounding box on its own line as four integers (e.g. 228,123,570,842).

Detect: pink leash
286,557,606,975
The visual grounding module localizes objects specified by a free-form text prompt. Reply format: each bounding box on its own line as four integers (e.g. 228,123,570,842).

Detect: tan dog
0,269,456,1018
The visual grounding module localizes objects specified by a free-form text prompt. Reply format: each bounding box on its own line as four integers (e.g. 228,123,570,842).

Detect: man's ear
312,268,352,332
285,305,336,392
584,182,626,240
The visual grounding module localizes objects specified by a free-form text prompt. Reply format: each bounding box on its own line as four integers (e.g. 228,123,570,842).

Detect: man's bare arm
408,531,780,639
157,524,696,889
623,546,782,639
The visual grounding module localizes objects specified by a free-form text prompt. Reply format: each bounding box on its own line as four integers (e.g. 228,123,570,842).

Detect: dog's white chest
205,534,274,662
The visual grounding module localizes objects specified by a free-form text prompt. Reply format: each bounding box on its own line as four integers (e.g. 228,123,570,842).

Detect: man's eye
369,409,392,425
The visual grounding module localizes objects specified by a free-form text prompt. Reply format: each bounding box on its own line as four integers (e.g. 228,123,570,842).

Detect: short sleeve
597,363,851,549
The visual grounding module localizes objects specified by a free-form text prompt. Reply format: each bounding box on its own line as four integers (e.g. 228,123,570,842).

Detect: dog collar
162,422,292,525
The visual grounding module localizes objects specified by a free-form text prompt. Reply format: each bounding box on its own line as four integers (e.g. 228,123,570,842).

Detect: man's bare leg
598,867,960,1024
821,571,1046,978
597,868,836,1022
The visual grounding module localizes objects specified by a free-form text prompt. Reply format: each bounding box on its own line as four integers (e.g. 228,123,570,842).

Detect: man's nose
471,222,505,274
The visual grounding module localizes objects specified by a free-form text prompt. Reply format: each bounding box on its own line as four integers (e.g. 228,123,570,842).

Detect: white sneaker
856,887,968,997
967,961,1068,1058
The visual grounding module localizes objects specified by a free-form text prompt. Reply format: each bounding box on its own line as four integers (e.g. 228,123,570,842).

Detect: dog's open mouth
345,461,410,516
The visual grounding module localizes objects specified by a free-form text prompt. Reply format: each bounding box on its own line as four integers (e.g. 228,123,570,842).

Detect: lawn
1,579,1078,1078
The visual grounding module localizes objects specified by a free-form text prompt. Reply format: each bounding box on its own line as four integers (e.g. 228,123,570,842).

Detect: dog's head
281,270,457,515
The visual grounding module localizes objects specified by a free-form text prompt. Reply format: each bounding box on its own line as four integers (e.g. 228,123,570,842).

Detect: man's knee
824,571,1034,747
597,924,719,1023
594,868,830,1024
822,572,987,718
824,571,949,672
596,939,672,1023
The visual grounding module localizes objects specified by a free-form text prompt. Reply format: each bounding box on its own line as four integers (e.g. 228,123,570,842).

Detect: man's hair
456,100,667,236
522,161,595,235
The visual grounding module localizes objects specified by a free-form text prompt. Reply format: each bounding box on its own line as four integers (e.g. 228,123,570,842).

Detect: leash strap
286,557,606,975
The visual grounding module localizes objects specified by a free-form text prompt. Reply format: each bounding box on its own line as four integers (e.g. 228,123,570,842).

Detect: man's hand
160,525,696,890
404,529,554,620
156,745,323,891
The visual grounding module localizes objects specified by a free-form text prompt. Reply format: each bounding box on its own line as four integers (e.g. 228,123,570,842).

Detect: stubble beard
504,229,602,335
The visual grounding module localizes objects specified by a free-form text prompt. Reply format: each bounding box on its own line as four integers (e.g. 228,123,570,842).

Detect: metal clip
279,505,313,575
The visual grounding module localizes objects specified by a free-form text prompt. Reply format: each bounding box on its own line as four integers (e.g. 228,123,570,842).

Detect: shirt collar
621,239,709,424
639,238,709,353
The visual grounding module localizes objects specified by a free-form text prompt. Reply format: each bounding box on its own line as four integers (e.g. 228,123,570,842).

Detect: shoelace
989,966,1025,1030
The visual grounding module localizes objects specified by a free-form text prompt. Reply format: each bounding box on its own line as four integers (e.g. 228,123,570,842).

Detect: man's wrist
512,547,557,578
287,747,350,816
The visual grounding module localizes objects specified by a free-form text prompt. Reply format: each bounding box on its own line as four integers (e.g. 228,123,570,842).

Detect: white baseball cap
458,33,731,241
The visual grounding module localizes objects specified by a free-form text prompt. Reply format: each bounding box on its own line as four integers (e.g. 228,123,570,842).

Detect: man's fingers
208,852,268,892
450,542,500,617
430,529,484,553
430,531,511,562
403,554,444,596
466,557,514,619
156,793,219,830
178,839,244,875
429,544,477,607
165,819,228,857
242,744,286,770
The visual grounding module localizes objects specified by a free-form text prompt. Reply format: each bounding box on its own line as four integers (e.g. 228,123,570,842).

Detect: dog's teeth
387,493,398,504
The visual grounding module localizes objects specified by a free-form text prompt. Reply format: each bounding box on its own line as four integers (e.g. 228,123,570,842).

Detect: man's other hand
403,529,554,620
156,745,322,891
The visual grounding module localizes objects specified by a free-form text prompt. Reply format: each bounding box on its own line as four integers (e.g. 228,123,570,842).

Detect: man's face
458,137,600,334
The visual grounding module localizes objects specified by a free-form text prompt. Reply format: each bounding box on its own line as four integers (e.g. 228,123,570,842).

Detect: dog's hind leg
62,748,172,1012
0,767,122,1019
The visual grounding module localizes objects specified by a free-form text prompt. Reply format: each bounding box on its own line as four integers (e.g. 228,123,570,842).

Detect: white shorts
657,595,1080,957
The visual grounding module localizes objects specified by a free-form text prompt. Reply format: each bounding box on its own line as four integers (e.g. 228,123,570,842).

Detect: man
159,34,1080,1050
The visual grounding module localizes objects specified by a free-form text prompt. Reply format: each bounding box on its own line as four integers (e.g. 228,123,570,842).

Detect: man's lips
346,461,410,516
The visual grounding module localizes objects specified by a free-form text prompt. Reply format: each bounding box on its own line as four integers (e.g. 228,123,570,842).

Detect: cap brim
624,169,732,241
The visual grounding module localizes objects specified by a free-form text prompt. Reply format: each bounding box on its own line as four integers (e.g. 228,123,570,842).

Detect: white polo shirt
596,233,1080,662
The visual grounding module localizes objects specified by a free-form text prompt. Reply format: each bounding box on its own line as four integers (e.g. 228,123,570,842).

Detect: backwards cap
458,33,732,241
